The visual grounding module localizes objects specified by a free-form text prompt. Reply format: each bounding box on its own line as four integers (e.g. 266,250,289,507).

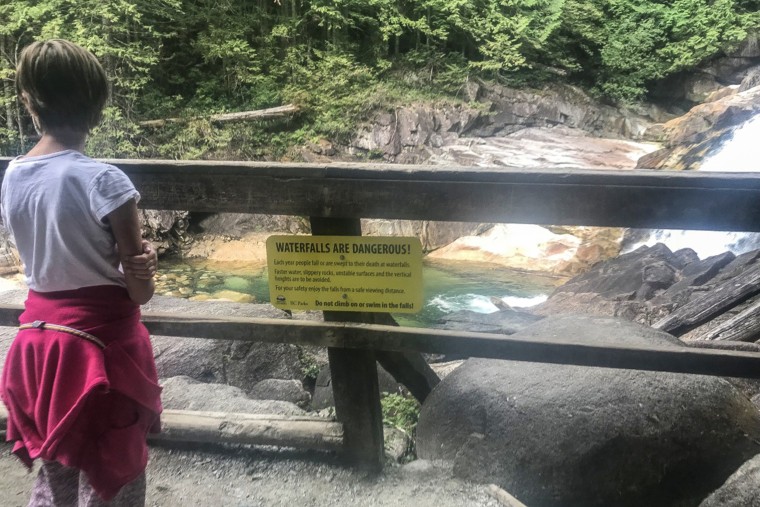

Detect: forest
1,0,758,160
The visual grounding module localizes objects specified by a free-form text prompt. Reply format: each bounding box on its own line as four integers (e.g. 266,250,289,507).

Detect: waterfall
700,115,760,172
633,114,760,258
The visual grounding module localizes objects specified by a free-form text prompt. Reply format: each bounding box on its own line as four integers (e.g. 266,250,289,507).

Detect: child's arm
122,240,157,280
107,199,155,305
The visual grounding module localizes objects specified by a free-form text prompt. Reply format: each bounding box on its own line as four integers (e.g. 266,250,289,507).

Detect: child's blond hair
16,39,108,133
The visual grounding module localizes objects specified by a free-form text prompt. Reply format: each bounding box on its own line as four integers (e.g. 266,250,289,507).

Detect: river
156,257,558,327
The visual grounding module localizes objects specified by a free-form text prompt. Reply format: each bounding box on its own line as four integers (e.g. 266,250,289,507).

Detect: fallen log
0,405,343,452
653,262,760,336
697,297,760,342
153,409,343,451
139,104,299,128
486,484,529,507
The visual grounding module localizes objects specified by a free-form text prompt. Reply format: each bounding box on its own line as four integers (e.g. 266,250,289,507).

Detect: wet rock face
349,83,661,163
143,296,305,393
416,315,760,507
530,243,760,331
637,85,760,170
140,210,190,254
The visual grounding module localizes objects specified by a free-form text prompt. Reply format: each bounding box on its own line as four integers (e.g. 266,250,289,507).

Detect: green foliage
284,49,380,141
593,0,753,101
297,347,322,383
0,0,758,157
381,392,420,435
87,107,140,158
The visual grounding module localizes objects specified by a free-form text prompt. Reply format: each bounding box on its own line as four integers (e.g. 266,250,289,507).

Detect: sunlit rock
425,224,621,276
207,289,255,304
184,231,271,264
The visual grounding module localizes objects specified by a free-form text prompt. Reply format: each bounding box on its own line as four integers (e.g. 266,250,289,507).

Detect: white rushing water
428,293,548,314
633,113,760,258
700,115,760,172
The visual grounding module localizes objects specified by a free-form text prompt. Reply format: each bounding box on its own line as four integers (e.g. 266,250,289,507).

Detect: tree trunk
1,36,14,133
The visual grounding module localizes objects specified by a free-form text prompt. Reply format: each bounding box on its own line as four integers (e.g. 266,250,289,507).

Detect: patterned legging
28,461,145,507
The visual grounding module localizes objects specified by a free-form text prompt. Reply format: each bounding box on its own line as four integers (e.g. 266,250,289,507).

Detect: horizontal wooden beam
2,158,760,230
1,305,759,378
0,405,342,451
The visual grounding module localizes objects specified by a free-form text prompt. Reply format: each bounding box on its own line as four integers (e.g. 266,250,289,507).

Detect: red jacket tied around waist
1,285,162,501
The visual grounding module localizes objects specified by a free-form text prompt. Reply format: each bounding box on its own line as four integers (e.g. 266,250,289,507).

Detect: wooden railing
3,158,760,468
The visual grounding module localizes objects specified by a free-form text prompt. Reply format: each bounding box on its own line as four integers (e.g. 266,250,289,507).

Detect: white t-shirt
1,150,140,292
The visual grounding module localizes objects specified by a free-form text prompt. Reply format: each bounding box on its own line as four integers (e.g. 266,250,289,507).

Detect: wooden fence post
310,217,384,472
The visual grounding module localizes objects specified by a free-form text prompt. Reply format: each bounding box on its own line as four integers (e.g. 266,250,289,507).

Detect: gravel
0,442,497,506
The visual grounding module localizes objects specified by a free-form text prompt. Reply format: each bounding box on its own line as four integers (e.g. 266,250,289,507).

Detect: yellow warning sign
266,235,422,313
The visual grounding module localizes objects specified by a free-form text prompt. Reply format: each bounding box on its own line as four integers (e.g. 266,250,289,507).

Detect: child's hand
121,240,158,280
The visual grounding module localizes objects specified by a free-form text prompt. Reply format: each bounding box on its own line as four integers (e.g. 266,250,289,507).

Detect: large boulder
699,453,760,507
416,315,760,507
161,375,305,416
144,296,306,392
249,378,311,409
311,363,404,411
140,209,189,255
426,224,581,275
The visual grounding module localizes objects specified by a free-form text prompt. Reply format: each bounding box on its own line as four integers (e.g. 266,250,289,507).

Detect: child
0,39,162,506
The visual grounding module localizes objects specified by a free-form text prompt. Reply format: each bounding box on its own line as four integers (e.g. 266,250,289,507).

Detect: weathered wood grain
698,298,760,342
3,158,760,230
311,217,385,472
3,305,760,378
653,263,760,336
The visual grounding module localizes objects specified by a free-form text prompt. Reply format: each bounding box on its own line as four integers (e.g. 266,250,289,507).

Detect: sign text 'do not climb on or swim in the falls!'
266,236,423,313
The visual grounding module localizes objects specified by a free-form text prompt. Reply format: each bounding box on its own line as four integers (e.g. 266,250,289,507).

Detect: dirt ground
0,441,497,507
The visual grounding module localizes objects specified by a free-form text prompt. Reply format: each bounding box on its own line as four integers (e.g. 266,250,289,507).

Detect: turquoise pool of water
156,258,560,327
